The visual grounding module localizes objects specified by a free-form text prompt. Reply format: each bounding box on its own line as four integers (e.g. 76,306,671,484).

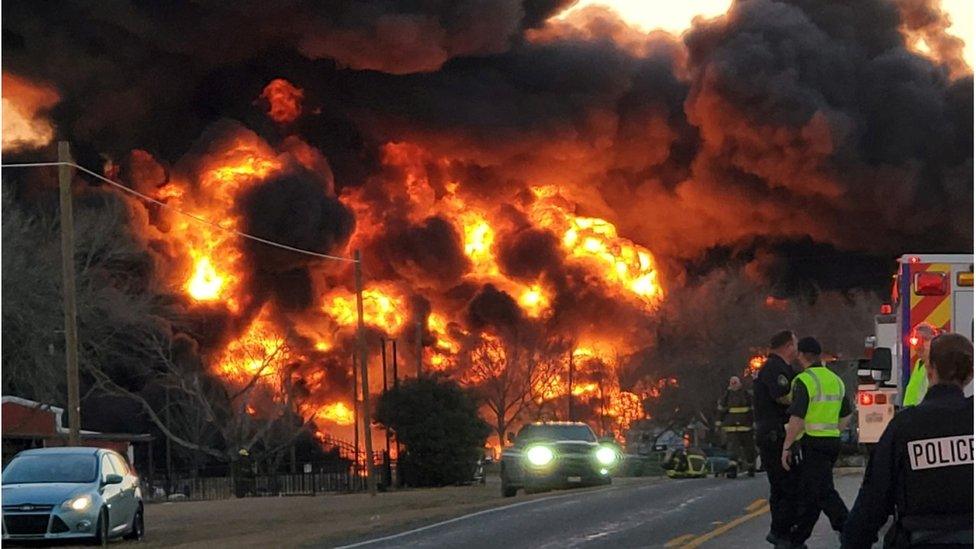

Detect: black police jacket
842,384,974,548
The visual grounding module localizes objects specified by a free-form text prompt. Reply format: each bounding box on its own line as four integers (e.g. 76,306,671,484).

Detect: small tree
375,375,489,487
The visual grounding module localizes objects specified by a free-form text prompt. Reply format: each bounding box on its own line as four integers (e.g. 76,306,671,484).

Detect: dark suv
500,422,617,497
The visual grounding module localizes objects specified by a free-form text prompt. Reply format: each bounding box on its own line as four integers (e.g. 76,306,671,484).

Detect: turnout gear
663,448,708,479
718,386,756,476
902,359,929,408
718,388,755,432
843,384,973,548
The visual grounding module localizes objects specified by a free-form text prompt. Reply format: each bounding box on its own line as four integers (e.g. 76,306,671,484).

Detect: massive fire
2,72,59,153
106,77,670,444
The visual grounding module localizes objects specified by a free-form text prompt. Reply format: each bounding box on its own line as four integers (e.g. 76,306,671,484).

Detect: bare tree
643,269,877,431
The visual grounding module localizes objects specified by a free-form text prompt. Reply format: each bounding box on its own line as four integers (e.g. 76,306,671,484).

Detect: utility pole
59,142,81,446
381,338,390,456
392,340,399,389
165,388,173,489
415,321,423,378
567,349,575,422
354,250,377,496
352,351,359,469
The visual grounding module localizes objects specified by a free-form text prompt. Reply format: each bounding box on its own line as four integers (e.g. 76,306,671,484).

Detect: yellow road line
664,534,696,547
745,498,767,512
681,503,770,548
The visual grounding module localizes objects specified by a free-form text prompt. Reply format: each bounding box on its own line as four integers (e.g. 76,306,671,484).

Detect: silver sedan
2,446,144,543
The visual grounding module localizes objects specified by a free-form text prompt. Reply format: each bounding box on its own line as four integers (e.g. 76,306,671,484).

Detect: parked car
500,422,617,497
2,447,144,543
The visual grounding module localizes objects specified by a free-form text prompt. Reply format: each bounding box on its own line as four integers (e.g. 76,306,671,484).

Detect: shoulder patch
777,374,789,387
908,435,974,471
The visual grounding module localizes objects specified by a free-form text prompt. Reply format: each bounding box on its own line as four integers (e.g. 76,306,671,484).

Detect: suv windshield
2,454,98,484
517,424,597,444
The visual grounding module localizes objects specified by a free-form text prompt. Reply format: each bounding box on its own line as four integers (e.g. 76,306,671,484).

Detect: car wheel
124,504,145,540
92,508,109,546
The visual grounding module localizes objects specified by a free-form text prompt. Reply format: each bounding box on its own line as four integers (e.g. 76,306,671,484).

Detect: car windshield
517,424,596,443
2,454,98,484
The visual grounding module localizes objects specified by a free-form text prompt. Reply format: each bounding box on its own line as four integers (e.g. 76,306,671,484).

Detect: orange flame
213,307,289,383
323,285,406,334
2,72,59,153
316,402,355,426
261,78,304,124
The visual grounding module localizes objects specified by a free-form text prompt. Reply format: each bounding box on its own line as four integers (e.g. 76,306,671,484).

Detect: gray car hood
2,483,89,505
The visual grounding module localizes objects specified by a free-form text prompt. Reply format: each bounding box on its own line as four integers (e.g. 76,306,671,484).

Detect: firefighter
754,330,800,546
718,375,755,477
781,337,851,548
843,333,973,548
903,323,938,407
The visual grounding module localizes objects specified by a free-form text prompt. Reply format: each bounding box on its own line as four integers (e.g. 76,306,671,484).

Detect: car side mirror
103,473,123,486
506,432,515,444
869,348,892,373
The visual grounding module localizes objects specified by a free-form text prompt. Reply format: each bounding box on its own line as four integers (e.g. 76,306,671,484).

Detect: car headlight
61,495,92,512
525,445,555,466
595,446,617,465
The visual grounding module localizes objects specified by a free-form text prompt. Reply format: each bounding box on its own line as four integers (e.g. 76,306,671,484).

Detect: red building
2,396,151,468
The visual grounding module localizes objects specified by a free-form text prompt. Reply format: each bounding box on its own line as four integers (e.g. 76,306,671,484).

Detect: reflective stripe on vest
722,425,752,432
903,359,929,407
728,406,751,413
793,366,845,438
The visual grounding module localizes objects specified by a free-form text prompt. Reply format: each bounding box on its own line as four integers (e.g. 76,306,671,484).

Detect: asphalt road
340,471,881,549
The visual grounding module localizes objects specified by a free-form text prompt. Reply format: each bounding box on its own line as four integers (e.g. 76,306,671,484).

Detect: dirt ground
95,477,658,548
141,481,511,548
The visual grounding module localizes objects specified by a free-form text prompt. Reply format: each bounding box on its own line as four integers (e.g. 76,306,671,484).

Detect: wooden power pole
354,250,377,496
567,349,575,422
415,321,423,378
59,142,81,446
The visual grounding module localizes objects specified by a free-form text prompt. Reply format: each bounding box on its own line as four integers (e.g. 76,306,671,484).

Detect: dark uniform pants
726,430,756,472
791,439,848,544
758,432,798,538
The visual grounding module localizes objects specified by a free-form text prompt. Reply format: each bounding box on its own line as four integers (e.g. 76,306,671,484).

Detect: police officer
781,337,851,547
903,323,938,407
843,333,974,548
718,375,756,477
754,330,800,546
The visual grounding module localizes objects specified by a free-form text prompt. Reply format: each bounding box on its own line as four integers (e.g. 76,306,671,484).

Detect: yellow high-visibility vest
792,366,845,438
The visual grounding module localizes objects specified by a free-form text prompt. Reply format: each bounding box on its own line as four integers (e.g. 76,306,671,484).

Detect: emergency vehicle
857,254,973,444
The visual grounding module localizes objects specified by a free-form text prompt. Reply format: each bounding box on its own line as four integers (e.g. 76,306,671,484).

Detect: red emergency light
909,256,921,264
879,303,892,314
859,392,873,406
914,271,948,296
909,335,920,347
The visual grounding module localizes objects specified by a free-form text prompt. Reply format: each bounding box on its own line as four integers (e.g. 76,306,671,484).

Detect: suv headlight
61,495,92,512
525,445,555,466
595,446,617,466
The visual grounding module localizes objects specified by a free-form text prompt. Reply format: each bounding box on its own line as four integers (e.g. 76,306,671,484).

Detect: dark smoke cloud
3,0,971,291
373,216,471,289
238,172,355,270
497,227,562,281
465,284,524,332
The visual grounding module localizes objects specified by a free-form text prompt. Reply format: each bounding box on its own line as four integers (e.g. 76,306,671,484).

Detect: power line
2,160,358,263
